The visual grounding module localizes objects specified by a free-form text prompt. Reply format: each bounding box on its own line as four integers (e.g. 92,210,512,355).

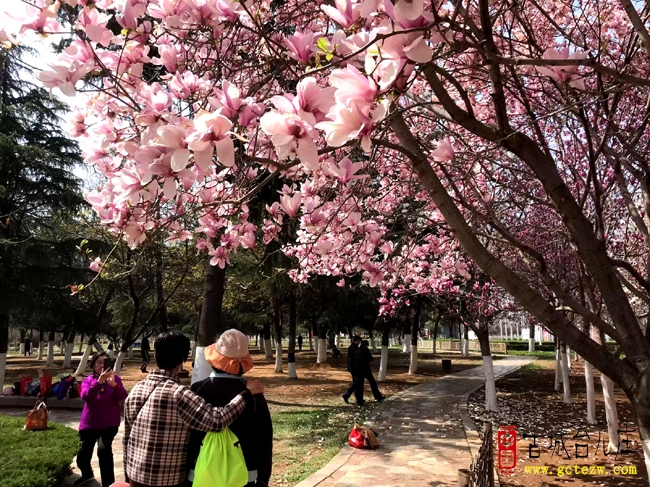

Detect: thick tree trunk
154,240,169,331
128,345,134,359
47,331,55,365
316,323,327,363
38,328,44,360
567,345,572,367
478,328,498,412
263,320,273,360
409,302,421,374
0,312,8,395
583,324,596,425
529,322,535,352
288,293,297,379
432,314,440,354
259,333,265,353
403,334,411,353
63,330,75,368
560,342,571,404
274,303,283,373
78,333,84,354
379,321,390,382
193,258,228,384
308,322,313,351
75,341,93,376
114,351,127,372
555,339,562,391
602,375,620,451
462,326,469,357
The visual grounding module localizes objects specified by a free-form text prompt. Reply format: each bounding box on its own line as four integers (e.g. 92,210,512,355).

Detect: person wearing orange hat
186,329,273,487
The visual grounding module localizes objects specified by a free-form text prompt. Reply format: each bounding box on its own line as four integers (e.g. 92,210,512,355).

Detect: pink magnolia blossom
260,110,320,170
323,157,368,183
89,257,104,273
7,0,63,34
280,192,302,218
36,59,95,97
285,30,314,63
186,110,235,170
431,138,455,162
535,48,588,90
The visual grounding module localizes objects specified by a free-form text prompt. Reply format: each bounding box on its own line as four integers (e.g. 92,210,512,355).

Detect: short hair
352,335,362,343
361,340,369,347
155,331,191,370
89,351,107,369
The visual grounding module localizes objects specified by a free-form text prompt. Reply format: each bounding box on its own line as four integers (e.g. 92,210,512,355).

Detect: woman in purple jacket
75,351,128,486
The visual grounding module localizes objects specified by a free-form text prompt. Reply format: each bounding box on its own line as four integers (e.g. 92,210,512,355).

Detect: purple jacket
79,374,128,431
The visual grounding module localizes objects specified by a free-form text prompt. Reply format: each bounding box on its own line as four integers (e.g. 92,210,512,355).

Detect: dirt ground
468,357,647,487
4,348,490,485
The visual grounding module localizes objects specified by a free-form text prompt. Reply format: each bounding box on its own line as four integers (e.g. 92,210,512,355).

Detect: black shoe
357,400,366,406
73,475,94,486
341,394,350,404
376,395,386,403
141,368,148,373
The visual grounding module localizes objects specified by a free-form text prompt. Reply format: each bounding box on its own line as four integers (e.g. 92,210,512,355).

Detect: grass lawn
0,414,79,487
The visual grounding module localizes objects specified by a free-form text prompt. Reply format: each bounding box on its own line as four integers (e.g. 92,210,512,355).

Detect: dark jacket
346,343,358,373
187,373,273,485
351,345,374,375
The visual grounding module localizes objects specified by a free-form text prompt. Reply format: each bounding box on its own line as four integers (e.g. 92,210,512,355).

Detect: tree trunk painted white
370,337,377,352
75,343,93,376
20,343,25,355
316,338,327,363
584,361,596,425
288,361,297,379
432,338,437,354
191,346,211,384
528,337,535,352
264,339,273,360
483,355,498,412
462,338,469,357
560,347,571,404
128,345,134,359
308,333,313,351
114,351,126,372
567,346,571,367
274,343,283,372
38,341,44,360
601,375,620,451
46,341,55,365
78,340,84,354
555,348,562,390
0,353,6,395
403,334,411,353
378,345,388,382
62,342,74,368
409,345,418,374
641,440,650,487
259,337,265,353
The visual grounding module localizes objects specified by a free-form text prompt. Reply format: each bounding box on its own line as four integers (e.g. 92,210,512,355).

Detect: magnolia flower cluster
3,0,590,299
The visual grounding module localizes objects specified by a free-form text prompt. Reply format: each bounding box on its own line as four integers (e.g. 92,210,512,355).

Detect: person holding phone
76,351,128,486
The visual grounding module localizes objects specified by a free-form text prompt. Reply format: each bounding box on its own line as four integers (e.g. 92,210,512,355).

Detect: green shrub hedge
0,414,80,487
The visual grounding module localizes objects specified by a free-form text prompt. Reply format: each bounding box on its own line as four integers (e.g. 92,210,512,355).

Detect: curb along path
295,356,535,487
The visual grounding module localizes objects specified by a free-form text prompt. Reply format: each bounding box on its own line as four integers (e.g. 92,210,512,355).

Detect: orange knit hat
204,329,254,375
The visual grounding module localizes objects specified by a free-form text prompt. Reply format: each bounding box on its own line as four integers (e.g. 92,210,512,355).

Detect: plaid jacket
123,369,252,486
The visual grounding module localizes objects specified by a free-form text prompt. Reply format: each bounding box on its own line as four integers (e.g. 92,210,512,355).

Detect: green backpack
192,428,249,487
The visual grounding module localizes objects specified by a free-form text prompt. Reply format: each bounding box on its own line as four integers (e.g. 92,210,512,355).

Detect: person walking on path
341,336,362,405
76,351,128,486
297,334,303,351
123,330,265,487
351,340,385,405
24,337,31,356
187,329,273,487
140,333,151,373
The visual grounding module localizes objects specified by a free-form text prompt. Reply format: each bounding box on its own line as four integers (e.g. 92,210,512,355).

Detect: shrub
0,414,80,487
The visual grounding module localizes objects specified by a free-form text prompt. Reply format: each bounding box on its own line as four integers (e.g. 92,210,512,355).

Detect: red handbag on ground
349,426,365,449
25,401,49,431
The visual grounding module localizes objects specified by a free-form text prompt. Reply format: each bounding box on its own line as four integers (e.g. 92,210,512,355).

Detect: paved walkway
296,355,534,487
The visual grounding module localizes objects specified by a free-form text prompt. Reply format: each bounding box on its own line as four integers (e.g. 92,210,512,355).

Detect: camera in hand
103,357,115,371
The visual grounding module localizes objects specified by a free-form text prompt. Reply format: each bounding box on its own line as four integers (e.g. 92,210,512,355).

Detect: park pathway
295,355,534,487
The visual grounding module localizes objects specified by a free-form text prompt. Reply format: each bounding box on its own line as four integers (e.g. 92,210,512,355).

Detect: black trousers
141,349,150,371
344,373,364,403
77,426,119,487
350,370,383,403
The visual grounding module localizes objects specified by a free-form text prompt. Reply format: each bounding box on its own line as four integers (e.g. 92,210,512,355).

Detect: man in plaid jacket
124,331,264,487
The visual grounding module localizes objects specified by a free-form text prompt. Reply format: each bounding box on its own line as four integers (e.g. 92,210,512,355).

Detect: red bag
20,375,33,396
39,370,52,397
348,427,365,449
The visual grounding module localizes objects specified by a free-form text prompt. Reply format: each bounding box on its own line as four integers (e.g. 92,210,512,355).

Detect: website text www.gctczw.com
524,465,638,477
